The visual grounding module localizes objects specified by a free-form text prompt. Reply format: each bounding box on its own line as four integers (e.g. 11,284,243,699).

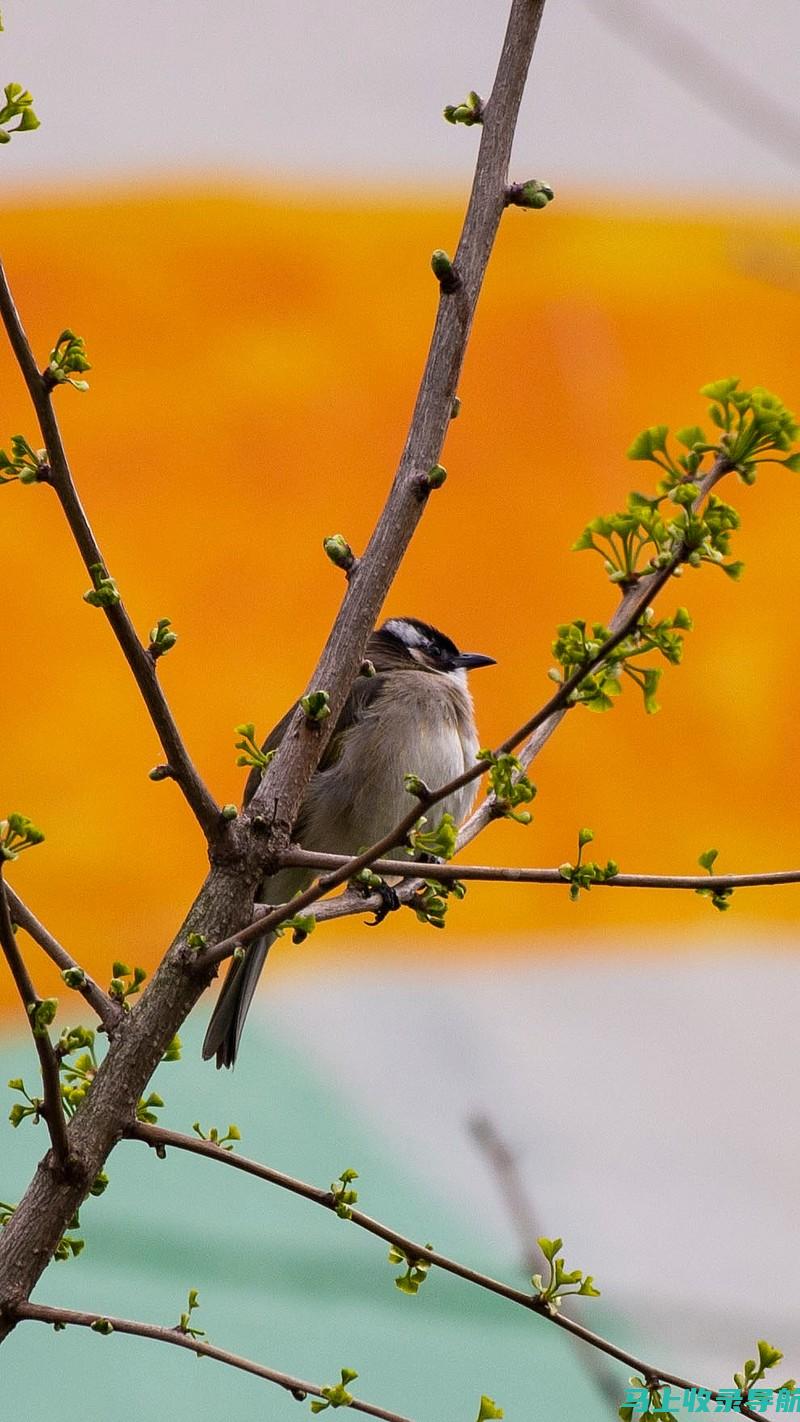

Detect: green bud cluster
8,1077,43,1128
234,722,275,772
311,1368,359,1414
411,875,466,929
505,178,554,210
695,848,733,912
301,690,331,723
176,1288,206,1341
330,1167,359,1219
192,1120,241,1150
0,434,47,484
58,1025,98,1115
443,90,483,125
476,1399,504,1422
409,811,457,861
0,811,44,860
388,1242,433,1295
275,912,316,945
558,828,618,901
732,1340,794,1402
53,1210,85,1262
136,1091,165,1125
83,562,120,608
27,997,57,1037
0,82,39,143
45,329,91,391
477,749,536,824
108,961,146,1007
148,617,178,657
549,610,691,717
533,1235,600,1310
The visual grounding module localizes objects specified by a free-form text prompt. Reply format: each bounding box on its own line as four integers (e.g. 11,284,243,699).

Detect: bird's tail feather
201,933,275,1069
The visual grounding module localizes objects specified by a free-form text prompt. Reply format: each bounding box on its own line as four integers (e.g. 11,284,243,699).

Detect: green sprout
192,1121,241,1151
162,1034,182,1063
234,723,275,772
425,463,447,489
8,1077,43,1128
58,1026,98,1116
695,848,733,913
443,90,483,125
0,812,44,861
148,617,178,658
54,1210,86,1262
408,811,457,861
477,749,536,823
45,329,91,391
311,1368,359,1413
0,434,47,484
330,1167,359,1219
90,1317,113,1334
83,562,120,608
733,1339,792,1400
505,178,554,210
176,1288,206,1342
0,82,39,143
108,961,146,1007
388,1242,433,1295
274,912,316,945
301,690,331,724
411,876,466,930
558,828,618,902
549,608,693,716
476,1400,504,1422
28,998,57,1037
532,1235,600,1311
136,1092,165,1125
323,534,355,572
431,249,460,294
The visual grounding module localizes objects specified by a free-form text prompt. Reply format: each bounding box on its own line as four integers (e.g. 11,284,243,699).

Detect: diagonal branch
4,884,121,1033
0,258,221,842
127,1122,767,1422
201,459,731,970
246,0,549,849
0,874,70,1166
12,1301,413,1422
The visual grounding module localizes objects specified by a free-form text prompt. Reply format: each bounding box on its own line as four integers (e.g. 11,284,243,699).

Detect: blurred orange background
1,187,799,1014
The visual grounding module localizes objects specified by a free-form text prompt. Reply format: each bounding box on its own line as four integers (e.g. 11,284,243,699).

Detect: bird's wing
242,673,389,810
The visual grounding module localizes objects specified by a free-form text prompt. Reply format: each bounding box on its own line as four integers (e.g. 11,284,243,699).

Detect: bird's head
370,617,496,677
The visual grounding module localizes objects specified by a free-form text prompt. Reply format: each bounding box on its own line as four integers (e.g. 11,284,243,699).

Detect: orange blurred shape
1,189,799,1018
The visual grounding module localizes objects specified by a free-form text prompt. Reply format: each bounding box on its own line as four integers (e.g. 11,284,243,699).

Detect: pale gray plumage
202,617,494,1068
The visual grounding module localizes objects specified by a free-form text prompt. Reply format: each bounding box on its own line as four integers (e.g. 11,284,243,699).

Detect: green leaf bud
323,534,355,572
430,249,460,294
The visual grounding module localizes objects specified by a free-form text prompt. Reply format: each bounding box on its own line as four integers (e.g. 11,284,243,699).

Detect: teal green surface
1,1015,617,1422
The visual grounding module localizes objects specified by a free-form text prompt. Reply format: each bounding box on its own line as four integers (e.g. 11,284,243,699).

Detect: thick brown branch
4,884,121,1033
0,875,70,1166
0,258,220,842
246,0,548,849
12,1301,412,1422
128,1122,765,1422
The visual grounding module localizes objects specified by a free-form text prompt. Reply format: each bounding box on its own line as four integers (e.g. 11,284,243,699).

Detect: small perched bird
202,617,495,1068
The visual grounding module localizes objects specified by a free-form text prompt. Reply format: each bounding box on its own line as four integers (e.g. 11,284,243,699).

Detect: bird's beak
453,651,496,670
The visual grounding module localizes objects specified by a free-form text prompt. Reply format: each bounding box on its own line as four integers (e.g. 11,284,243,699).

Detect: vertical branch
249,0,550,839
0,874,70,1167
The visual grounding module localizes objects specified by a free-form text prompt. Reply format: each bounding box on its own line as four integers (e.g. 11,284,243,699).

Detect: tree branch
201,458,732,970
0,258,221,842
128,1122,766,1421
11,1301,413,1422
4,884,121,1033
246,0,549,851
0,874,71,1167
280,848,800,893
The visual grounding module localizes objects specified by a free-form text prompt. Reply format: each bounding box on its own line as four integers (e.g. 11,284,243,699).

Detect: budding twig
0,874,70,1166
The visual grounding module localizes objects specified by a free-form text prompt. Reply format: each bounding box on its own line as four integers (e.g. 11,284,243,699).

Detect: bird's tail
201,932,276,1068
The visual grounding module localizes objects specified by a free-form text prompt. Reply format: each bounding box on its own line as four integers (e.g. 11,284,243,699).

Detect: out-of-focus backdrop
1,3,799,1419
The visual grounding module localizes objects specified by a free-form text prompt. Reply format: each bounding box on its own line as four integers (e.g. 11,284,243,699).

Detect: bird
202,617,495,1068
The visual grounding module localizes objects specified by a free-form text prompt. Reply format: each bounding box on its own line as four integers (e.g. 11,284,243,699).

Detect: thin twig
12,1301,412,1422
279,848,800,893
0,874,70,1166
585,0,800,171
4,884,121,1032
128,1122,766,1421
0,258,221,842
201,460,730,969
469,1115,622,1415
